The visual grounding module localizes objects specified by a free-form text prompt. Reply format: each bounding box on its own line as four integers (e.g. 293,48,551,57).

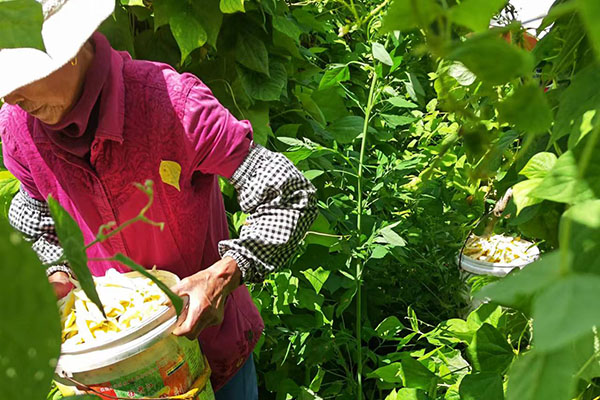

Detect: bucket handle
61,355,211,400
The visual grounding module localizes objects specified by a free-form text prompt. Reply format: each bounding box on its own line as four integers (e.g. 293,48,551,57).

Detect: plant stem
355,69,378,400
85,181,164,250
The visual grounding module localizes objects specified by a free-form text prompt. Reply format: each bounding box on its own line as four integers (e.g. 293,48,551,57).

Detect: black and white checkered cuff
219,144,318,283
9,187,67,266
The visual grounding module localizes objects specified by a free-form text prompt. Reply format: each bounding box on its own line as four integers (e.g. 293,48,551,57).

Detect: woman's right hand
48,271,74,299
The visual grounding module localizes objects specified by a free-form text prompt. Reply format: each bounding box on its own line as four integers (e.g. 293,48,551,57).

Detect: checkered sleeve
8,188,70,272
218,144,318,283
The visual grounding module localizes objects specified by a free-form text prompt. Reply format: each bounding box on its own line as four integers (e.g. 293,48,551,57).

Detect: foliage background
2,0,600,399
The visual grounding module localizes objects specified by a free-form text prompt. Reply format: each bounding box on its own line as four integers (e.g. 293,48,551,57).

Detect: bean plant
1,0,600,399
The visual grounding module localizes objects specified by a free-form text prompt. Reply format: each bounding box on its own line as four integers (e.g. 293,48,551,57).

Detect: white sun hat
0,0,115,98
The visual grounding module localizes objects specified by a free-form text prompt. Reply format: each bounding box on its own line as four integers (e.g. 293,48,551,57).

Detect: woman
0,0,317,398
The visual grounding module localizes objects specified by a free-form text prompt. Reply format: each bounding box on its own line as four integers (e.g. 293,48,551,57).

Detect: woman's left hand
171,256,242,340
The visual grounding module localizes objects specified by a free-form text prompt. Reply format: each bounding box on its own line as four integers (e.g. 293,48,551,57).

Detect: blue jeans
214,354,258,400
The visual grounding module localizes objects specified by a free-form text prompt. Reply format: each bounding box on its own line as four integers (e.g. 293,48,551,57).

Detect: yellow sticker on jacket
159,160,181,191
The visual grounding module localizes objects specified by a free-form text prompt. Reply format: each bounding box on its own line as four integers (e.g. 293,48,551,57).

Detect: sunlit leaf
373,43,394,66
220,0,244,13
519,152,558,179
319,65,350,90
170,11,207,64
0,0,44,50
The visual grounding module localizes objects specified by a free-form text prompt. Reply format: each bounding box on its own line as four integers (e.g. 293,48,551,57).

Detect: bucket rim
59,269,180,354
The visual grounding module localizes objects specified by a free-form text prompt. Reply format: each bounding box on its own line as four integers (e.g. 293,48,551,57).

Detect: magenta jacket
0,34,263,390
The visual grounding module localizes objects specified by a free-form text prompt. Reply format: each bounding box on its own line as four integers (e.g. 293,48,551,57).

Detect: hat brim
0,0,115,98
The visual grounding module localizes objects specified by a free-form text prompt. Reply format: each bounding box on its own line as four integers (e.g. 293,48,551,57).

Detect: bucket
54,270,215,400
457,236,540,310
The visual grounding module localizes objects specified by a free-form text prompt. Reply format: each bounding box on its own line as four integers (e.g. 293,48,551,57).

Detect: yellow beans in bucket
54,269,215,400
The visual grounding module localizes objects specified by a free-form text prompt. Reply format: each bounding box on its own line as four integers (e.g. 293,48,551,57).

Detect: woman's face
3,42,94,125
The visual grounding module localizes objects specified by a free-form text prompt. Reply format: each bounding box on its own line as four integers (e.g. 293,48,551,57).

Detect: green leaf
467,323,514,373
220,0,244,13
375,316,405,339
0,218,60,400
272,15,302,42
498,84,553,134
532,275,600,352
447,62,477,86
449,36,534,85
368,363,404,383
47,196,106,318
299,93,326,126
466,303,504,331
428,319,474,344
450,0,507,32
238,62,287,101
506,349,577,400
381,114,417,127
373,43,394,66
244,102,273,145
387,97,418,108
302,170,324,181
235,33,269,75
398,354,438,390
560,200,600,273
512,178,544,214
381,0,443,33
376,224,407,248
571,330,600,381
328,116,364,144
577,0,600,57
99,4,136,55
319,65,350,90
519,152,558,179
112,254,183,316
169,11,207,64
392,388,430,400
459,372,504,400
309,367,325,392
301,267,331,294
476,252,562,312
552,65,600,146
0,170,20,216
192,0,223,49
152,0,180,29
0,0,44,50
531,149,598,204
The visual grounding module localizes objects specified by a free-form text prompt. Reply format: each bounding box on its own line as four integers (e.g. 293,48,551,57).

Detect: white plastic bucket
54,270,215,400
457,241,540,310
458,246,540,277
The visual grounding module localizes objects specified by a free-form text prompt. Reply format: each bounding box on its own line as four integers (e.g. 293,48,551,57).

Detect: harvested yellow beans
57,268,170,346
463,234,537,265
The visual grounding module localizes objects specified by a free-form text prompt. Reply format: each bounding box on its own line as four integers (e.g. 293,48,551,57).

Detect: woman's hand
171,256,242,340
48,271,74,299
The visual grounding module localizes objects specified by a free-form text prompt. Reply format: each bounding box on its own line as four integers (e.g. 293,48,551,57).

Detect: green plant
3,0,600,399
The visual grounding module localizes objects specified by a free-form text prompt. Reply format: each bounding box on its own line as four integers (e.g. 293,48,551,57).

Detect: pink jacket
0,35,263,390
